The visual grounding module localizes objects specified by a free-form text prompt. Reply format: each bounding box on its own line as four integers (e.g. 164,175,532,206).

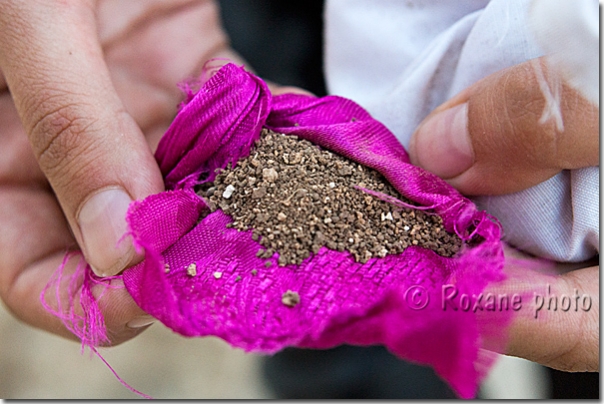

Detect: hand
490,248,598,373
0,0,243,345
408,57,599,371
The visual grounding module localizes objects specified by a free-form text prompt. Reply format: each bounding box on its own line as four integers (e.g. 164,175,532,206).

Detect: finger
484,250,598,372
101,0,233,132
98,0,248,137
0,1,165,276
0,187,151,345
96,0,200,45
409,57,599,195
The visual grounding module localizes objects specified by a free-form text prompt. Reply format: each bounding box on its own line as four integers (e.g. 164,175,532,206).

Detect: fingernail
127,316,156,329
78,188,135,277
411,103,474,178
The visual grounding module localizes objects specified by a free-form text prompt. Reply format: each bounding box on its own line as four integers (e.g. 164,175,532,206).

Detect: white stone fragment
381,212,394,221
262,167,279,182
222,184,235,199
187,263,197,276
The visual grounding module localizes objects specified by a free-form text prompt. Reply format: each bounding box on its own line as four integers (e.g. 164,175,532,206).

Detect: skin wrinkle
563,270,600,371
450,57,598,195
57,142,114,202
558,90,595,169
0,0,236,347
539,279,582,367
0,3,97,81
17,77,106,130
505,67,553,170
493,73,518,167
29,103,102,171
0,3,29,58
542,310,590,371
502,265,599,372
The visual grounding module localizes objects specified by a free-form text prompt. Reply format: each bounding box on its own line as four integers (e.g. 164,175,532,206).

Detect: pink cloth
48,63,510,399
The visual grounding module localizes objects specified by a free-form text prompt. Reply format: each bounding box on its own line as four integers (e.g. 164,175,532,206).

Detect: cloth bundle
51,63,510,398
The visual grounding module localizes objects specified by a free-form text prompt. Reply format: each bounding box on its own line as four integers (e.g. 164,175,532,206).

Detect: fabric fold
47,63,510,399
125,64,509,398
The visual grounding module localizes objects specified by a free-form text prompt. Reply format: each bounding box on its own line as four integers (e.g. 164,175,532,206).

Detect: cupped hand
408,57,599,372
0,0,243,345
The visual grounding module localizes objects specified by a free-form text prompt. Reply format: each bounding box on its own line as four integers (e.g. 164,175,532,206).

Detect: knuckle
27,95,101,175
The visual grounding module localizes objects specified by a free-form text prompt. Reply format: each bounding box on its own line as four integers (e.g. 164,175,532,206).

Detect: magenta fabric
47,63,510,399
123,64,508,398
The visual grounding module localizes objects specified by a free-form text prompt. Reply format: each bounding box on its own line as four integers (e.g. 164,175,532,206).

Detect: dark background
218,0,326,96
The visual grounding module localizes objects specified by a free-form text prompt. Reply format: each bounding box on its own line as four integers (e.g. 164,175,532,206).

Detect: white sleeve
325,0,599,262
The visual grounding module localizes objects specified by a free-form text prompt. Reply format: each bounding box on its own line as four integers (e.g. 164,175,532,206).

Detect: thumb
0,2,164,276
409,57,599,196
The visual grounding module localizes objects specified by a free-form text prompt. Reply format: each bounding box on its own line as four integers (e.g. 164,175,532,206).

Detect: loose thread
90,346,154,400
41,250,153,399
353,185,440,212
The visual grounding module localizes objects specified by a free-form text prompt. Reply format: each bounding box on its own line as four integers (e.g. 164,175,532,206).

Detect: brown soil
198,129,462,266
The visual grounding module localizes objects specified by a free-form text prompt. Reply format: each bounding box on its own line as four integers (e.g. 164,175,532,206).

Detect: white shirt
325,0,599,262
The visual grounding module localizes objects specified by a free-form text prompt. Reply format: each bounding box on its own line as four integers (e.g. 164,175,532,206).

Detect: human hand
0,0,242,345
408,57,599,371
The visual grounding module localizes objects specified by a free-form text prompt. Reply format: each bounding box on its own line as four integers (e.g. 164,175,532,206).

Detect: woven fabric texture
47,63,509,399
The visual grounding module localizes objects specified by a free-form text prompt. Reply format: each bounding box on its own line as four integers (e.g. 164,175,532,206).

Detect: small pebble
381,212,393,221
262,167,279,182
282,290,300,307
187,263,197,277
222,184,235,199
213,271,223,279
